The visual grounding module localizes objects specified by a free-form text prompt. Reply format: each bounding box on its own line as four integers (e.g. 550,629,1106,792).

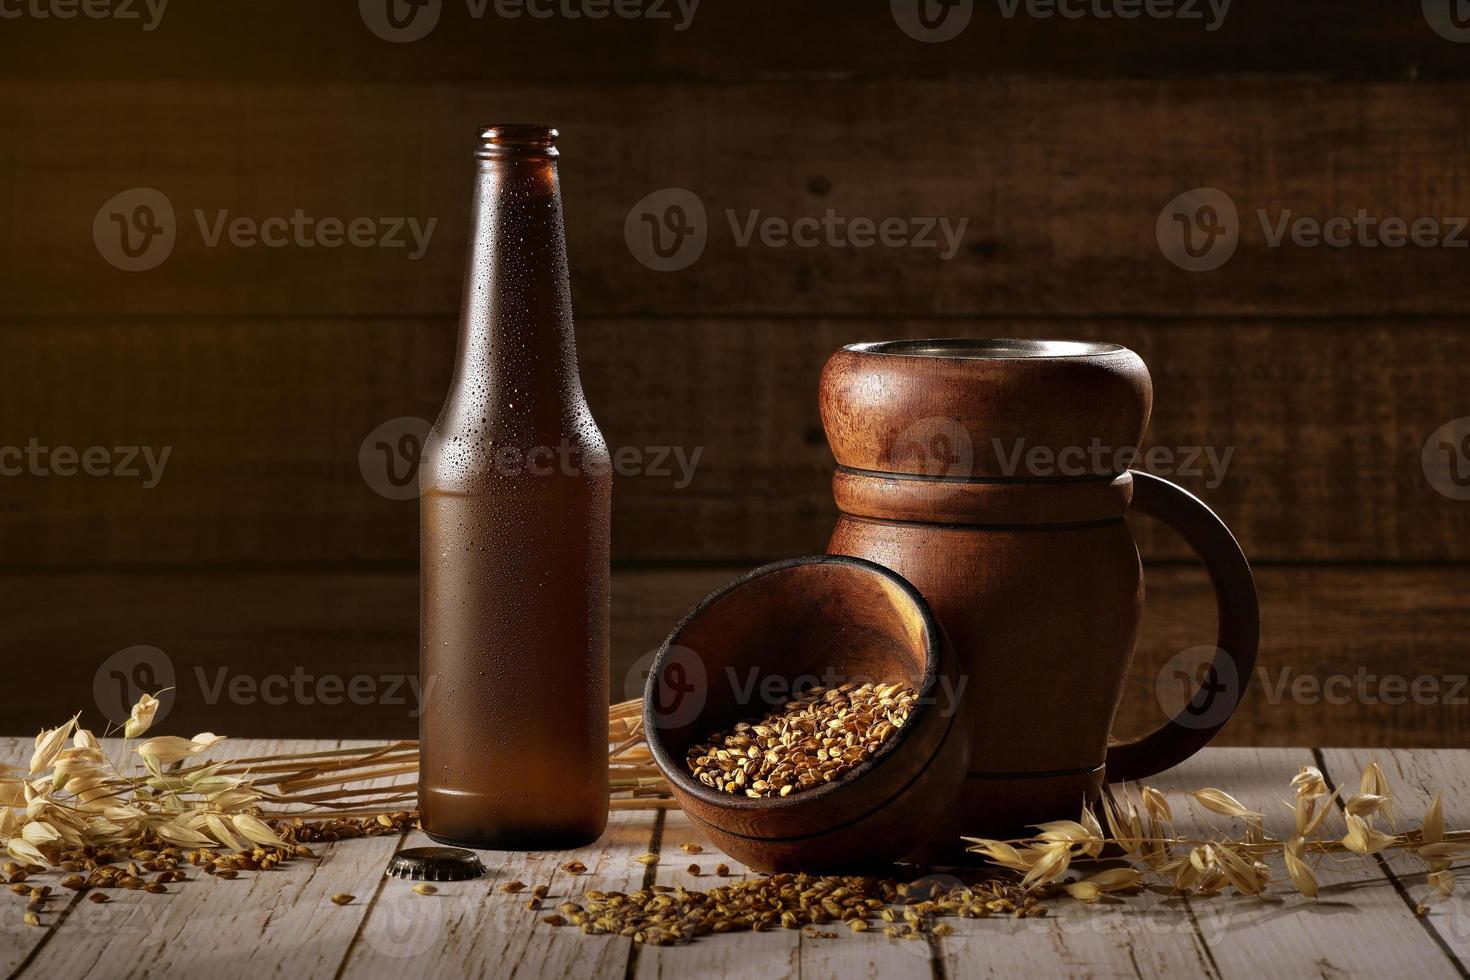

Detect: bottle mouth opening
477,124,558,158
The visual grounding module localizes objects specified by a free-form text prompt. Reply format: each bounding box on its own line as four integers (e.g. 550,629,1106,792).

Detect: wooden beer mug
820,339,1259,843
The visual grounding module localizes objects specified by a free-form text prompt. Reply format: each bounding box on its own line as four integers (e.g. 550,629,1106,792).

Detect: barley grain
685,682,917,798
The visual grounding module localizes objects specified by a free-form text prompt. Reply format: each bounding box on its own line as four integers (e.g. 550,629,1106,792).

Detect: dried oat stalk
964,761,1468,905
1,695,673,876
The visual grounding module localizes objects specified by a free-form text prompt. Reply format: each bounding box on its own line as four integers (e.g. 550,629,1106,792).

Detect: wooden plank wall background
1,2,1467,746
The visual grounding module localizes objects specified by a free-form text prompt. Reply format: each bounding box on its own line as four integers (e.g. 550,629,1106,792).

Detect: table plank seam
1179,893,1224,980
6,887,85,980
621,807,666,980
1112,782,1226,980
1313,748,1470,980
330,828,411,980
926,928,948,980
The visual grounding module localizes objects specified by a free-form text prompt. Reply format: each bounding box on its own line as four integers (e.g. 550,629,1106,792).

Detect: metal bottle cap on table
386,847,487,881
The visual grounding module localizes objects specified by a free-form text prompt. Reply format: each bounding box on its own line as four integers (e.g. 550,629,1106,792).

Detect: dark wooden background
2,3,1467,746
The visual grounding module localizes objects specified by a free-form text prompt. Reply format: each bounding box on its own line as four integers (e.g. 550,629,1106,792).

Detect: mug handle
1104,470,1260,783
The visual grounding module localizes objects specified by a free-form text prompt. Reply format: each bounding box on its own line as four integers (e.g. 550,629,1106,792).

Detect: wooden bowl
643,555,971,872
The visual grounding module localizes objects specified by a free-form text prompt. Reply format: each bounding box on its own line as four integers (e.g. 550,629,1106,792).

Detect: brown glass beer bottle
419,125,610,849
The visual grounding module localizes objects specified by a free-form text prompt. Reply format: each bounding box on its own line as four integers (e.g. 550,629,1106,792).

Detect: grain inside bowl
685,681,918,798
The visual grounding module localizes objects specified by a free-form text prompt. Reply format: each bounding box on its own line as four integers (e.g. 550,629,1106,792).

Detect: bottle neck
455,152,582,410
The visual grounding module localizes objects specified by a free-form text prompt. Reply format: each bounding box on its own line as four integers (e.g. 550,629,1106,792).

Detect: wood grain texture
2,564,1466,748
633,809,805,979
3,739,1464,978
3,317,1467,565
1319,747,1470,965
1140,748,1468,979
0,565,695,740
0,3,1459,82
10,739,409,980
338,815,652,978
4,80,1470,317
0,735,654,980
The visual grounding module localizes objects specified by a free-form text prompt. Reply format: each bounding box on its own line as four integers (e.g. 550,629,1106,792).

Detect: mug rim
846,338,1128,360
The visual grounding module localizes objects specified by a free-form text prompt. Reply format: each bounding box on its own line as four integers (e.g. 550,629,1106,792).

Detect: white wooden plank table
3,743,1466,979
